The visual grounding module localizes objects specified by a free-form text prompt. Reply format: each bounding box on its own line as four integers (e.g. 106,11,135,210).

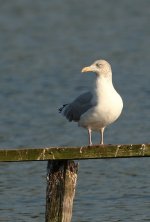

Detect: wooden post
45,160,78,222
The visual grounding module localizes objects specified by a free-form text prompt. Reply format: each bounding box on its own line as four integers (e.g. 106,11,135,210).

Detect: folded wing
59,92,93,122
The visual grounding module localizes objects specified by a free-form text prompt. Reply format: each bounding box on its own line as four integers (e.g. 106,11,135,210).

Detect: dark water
0,0,150,221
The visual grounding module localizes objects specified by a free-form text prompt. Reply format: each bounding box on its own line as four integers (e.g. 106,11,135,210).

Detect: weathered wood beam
45,160,78,222
0,144,150,162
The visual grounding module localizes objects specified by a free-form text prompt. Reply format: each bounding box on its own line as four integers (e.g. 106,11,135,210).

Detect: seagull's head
81,59,112,77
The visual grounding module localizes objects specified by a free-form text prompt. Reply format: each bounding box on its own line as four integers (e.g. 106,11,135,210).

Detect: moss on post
0,144,150,162
45,160,78,222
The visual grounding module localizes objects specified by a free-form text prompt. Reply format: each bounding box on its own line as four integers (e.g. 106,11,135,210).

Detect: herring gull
59,59,123,145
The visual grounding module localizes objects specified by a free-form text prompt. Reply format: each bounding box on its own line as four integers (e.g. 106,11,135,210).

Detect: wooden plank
45,160,78,222
0,144,150,162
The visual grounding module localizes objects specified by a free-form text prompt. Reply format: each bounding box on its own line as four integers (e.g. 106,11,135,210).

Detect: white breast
79,76,123,131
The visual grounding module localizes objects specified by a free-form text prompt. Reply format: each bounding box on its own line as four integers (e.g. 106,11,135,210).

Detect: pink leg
88,128,92,146
100,128,105,145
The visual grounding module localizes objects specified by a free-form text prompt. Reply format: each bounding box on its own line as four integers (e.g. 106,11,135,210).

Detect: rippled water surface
0,0,150,221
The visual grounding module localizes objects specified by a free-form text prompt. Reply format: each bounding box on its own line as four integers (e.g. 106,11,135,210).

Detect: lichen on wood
0,144,150,162
45,160,78,222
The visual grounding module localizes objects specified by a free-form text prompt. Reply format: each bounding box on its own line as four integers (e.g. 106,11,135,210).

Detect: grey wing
61,92,94,122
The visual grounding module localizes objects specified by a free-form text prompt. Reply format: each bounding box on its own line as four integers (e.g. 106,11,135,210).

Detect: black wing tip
58,104,68,113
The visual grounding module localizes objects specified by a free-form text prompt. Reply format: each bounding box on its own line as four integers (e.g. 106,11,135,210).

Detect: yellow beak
81,66,92,73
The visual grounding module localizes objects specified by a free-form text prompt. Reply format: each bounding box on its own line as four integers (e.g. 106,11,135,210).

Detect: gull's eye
95,63,102,68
